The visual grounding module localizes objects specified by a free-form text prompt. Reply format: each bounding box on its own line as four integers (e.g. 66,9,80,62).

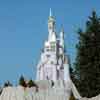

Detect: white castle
37,9,70,82
0,9,83,100
35,9,82,100
0,9,100,100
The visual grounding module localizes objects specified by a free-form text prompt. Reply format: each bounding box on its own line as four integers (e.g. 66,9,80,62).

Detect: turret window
51,61,54,64
50,42,56,52
46,54,50,58
51,47,55,52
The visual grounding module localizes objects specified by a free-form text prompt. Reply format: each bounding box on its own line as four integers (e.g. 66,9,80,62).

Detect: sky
0,0,100,85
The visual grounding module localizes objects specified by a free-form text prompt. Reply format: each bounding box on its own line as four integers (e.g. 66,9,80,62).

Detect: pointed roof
60,25,64,39
60,25,64,33
50,8,52,17
48,8,55,22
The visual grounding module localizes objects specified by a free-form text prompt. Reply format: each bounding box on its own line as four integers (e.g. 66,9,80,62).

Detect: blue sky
0,0,100,85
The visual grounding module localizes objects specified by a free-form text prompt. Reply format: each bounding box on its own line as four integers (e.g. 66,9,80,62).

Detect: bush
69,96,76,100
19,75,27,87
4,81,12,87
0,87,2,95
28,79,36,88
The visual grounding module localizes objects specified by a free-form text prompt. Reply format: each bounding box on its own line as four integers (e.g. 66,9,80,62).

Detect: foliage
28,79,37,88
74,11,100,97
4,81,12,87
69,96,76,100
19,75,27,87
69,92,76,100
0,87,2,95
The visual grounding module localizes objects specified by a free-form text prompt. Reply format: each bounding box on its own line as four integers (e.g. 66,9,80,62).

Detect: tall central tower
36,9,70,82
48,8,56,42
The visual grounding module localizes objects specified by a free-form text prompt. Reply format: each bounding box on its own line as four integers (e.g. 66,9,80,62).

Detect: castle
36,9,81,100
0,9,82,100
37,8,70,81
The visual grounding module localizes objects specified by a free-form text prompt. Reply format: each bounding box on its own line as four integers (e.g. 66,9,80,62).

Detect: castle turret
48,8,56,42
60,27,64,50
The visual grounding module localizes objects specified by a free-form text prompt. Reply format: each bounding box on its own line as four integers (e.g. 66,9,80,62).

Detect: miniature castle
0,9,82,100
37,8,70,82
35,9,81,100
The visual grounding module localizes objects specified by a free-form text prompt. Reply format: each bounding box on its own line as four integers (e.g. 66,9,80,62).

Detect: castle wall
0,86,70,100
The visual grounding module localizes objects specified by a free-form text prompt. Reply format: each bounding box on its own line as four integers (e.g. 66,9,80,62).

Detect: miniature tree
19,75,27,87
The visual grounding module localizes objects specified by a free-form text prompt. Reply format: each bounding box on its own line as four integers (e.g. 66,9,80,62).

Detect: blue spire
49,8,52,16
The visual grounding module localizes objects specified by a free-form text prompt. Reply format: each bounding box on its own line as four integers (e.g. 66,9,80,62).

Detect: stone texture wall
0,81,99,100
0,86,69,100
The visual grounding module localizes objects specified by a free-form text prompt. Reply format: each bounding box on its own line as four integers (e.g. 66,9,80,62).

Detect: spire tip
50,8,52,16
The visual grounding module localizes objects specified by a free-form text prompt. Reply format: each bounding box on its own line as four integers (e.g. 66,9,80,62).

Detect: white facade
36,9,70,82
36,9,82,100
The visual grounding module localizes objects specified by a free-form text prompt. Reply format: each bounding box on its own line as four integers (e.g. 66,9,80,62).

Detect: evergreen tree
28,79,38,92
28,79,37,88
74,11,100,97
19,75,27,87
4,81,12,87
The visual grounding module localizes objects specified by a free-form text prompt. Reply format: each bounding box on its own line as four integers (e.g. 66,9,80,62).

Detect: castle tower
48,8,56,42
36,9,70,82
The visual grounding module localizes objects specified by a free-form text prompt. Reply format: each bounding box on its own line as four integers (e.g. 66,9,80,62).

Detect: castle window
46,54,50,58
51,61,54,64
51,45,55,52
50,42,56,52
